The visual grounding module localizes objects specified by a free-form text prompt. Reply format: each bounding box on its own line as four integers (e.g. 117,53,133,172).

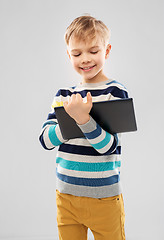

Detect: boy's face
67,35,111,83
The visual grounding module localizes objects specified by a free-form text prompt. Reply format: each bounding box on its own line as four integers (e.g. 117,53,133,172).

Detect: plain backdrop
0,0,164,239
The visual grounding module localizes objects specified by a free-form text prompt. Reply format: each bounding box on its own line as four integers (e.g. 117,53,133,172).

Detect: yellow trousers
56,190,125,240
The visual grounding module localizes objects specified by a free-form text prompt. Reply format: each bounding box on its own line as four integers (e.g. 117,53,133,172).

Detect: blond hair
64,15,110,46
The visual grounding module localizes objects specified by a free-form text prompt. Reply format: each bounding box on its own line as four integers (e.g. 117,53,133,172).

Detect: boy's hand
63,92,92,125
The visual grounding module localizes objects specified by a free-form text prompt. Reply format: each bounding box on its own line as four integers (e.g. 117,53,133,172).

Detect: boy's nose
81,53,91,64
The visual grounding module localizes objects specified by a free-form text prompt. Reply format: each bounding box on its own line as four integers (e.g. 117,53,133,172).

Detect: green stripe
91,131,111,149
48,125,62,146
56,157,121,172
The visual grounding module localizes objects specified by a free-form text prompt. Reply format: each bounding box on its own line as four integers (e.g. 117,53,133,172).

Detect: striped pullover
39,79,129,198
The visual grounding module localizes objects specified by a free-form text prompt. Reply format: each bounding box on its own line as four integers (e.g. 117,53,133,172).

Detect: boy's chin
82,76,98,83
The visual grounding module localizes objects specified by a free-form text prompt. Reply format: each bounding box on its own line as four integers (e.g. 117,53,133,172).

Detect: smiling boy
67,36,111,84
39,15,128,240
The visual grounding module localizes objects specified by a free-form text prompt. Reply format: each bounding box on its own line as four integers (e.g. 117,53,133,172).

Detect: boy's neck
81,70,108,84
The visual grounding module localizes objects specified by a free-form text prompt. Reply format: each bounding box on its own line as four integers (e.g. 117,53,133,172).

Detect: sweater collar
77,79,113,88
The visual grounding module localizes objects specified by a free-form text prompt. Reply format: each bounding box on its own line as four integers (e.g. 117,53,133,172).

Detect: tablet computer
55,98,137,140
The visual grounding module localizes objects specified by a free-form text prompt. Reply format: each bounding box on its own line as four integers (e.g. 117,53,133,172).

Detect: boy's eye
73,53,81,57
72,51,98,57
90,51,98,54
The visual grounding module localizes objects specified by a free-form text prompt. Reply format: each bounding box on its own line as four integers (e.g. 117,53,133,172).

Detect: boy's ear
105,44,111,59
67,49,71,60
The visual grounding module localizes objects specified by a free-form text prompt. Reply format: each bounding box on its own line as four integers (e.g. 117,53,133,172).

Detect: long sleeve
77,116,118,154
39,108,68,150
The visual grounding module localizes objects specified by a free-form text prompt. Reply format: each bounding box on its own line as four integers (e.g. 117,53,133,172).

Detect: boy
39,15,128,240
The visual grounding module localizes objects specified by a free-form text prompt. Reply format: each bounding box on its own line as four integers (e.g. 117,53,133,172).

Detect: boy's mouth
80,65,96,72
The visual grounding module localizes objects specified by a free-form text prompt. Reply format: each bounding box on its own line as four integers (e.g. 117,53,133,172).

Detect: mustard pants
56,190,125,240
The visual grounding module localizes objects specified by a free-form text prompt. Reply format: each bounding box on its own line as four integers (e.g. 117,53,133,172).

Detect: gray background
0,0,164,239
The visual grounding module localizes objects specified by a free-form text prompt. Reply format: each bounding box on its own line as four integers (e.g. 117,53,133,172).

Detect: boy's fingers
86,92,92,109
87,92,92,102
76,93,82,101
72,94,76,98
71,94,76,102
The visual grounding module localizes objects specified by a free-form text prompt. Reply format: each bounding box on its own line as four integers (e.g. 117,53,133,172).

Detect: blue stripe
56,169,120,187
42,121,57,128
47,111,57,120
56,86,128,99
106,80,118,85
59,144,121,156
105,135,118,154
39,130,55,150
112,146,121,155
84,123,102,139
106,80,127,90
56,157,121,171
91,131,111,150
48,125,62,146
113,133,118,149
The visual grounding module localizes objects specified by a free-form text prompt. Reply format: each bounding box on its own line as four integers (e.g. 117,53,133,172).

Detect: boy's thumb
87,92,92,100
87,92,92,106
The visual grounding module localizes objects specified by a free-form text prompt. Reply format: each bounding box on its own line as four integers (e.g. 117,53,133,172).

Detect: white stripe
83,94,113,103
87,129,106,144
117,133,121,145
74,85,111,91
43,127,55,149
72,81,127,91
57,164,120,178
63,82,113,91
108,82,128,91
63,136,121,148
92,95,111,102
66,138,91,146
74,80,126,91
55,124,66,143
52,95,70,104
58,94,112,104
109,96,122,100
56,151,121,163
40,121,57,135
95,135,114,154
44,119,57,125
54,81,127,104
